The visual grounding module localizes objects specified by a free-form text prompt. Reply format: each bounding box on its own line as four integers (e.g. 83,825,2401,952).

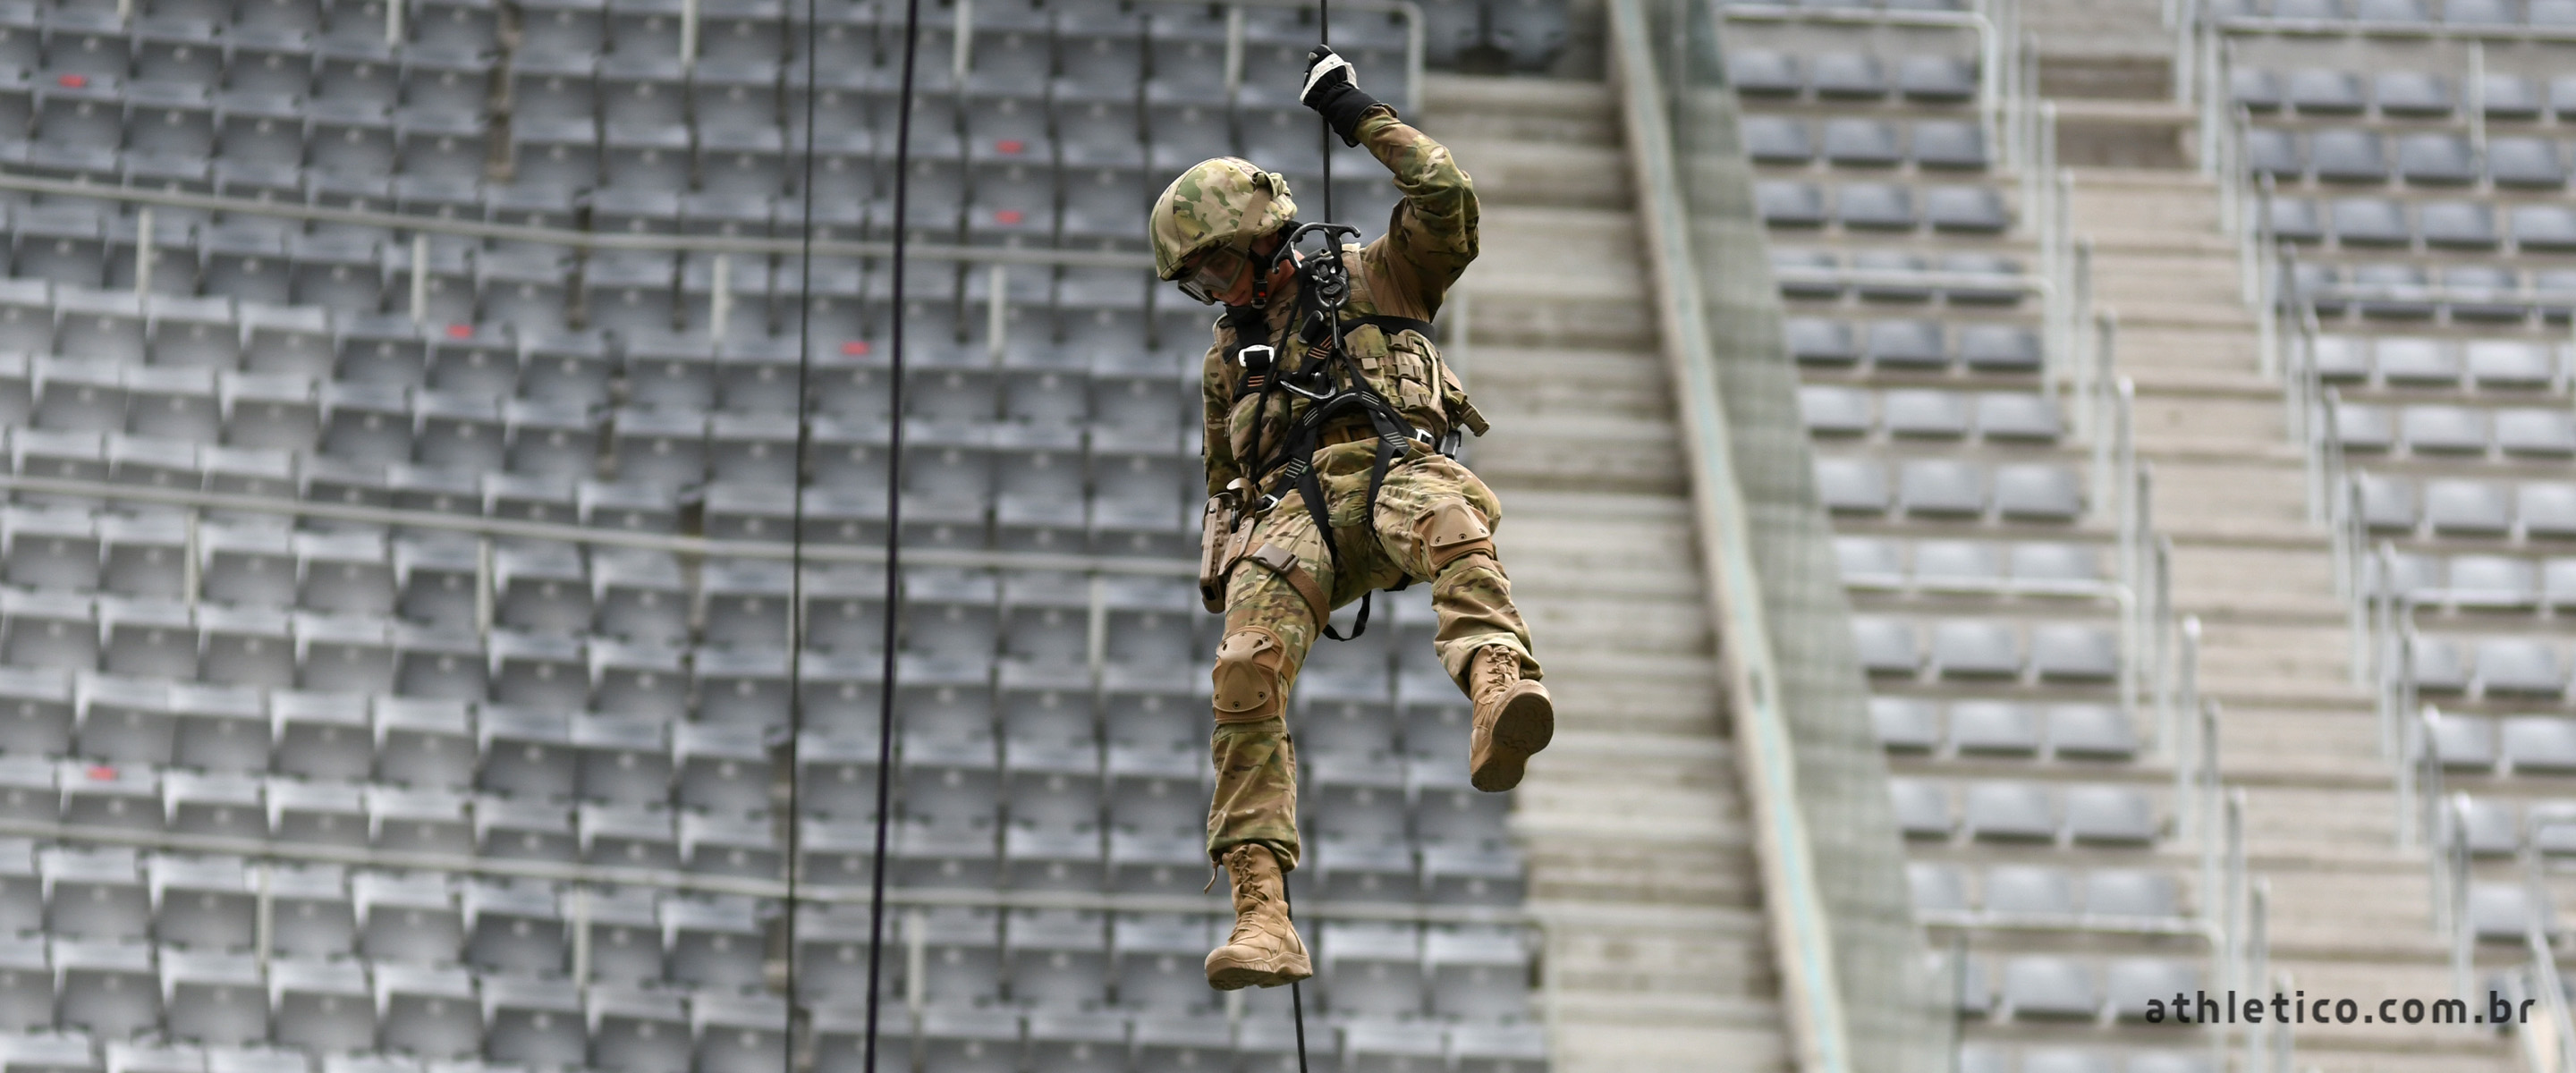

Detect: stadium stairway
1418,72,1793,1072
2078,165,2518,1071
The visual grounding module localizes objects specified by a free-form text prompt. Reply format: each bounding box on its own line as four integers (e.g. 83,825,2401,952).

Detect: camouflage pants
1207,442,1540,871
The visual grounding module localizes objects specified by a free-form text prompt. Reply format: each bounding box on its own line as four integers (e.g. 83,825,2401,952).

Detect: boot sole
1470,687,1555,792
1206,959,1314,991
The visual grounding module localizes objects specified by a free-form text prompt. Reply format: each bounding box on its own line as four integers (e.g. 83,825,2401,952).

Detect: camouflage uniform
1196,109,1539,872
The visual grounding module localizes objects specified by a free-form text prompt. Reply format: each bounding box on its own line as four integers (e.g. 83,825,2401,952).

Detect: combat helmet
1148,157,1297,282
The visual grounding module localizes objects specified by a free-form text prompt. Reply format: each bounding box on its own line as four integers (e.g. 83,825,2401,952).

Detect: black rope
778,0,832,1058
855,0,928,1068
1284,3,1327,1069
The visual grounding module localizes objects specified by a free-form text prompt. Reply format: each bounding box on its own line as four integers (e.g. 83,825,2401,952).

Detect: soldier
1148,45,1554,991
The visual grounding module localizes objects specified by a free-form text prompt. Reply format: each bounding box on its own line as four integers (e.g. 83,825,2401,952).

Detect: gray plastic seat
2468,882,2544,942
1870,697,1939,752
2513,205,2576,251
2455,795,2518,855
1814,458,1887,513
1867,319,1946,368
1786,318,1855,364
2312,129,2388,182
1913,120,1987,169
2504,715,2576,772
2233,68,2283,111
1728,50,1801,97
1949,701,2040,755
2525,482,2576,538
2450,556,2538,608
2031,624,2118,680
2268,198,2323,241
1963,782,2055,841
1810,52,1885,98
2426,479,2510,536
1907,861,1969,913
2001,956,2097,1018
1984,864,2076,915
2086,869,2178,918
1932,621,2021,679
2412,636,2470,693
2421,201,2497,248
2376,72,2453,116
1977,393,2061,441
1914,540,2002,588
2066,784,2158,843
2432,712,2498,770
2401,405,2487,454
2377,336,2458,384
1835,537,1907,593
2245,127,2301,178
2479,638,2563,697
2470,341,2559,389
1996,464,2083,520
1959,325,2040,371
1852,616,1919,675
1883,389,1970,438
1899,460,1987,517
1899,55,1977,102
1889,778,1952,837
1798,385,1871,436
2048,705,2139,762
1756,181,1826,226
1837,182,1917,230
2491,137,2566,189
2330,197,2409,245
2290,69,2367,114
1926,186,2009,232
1741,115,1810,164
1820,118,1899,166
2106,959,2199,1020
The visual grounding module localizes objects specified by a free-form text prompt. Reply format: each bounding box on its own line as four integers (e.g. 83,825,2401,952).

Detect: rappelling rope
1286,3,1327,1069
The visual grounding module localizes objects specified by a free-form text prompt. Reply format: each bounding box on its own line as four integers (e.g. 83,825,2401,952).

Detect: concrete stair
2075,166,2521,1073
1420,72,1792,1072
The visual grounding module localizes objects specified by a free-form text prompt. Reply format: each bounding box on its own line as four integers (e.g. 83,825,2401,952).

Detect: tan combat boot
1468,646,1554,792
1203,844,1311,990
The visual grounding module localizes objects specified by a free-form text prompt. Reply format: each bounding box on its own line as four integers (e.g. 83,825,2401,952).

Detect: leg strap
1246,544,1331,627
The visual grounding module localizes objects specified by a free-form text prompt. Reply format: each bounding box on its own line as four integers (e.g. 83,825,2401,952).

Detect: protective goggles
1174,243,1256,305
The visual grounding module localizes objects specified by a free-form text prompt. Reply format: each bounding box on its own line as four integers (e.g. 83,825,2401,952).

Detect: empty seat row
1799,385,2062,442
1786,317,2041,372
1725,49,1979,103
1953,1046,2210,1073
1851,615,2120,681
2216,0,2576,27
2441,792,2576,858
2401,632,2576,697
2267,196,2576,254
1755,179,2012,233
2233,67,2536,118
1741,115,1989,170
1773,249,2030,307
1952,953,2200,1022
1835,536,2106,595
2350,470,2576,538
2424,712,2576,775
1890,777,2161,844
2248,129,2576,190
1907,861,2182,920
2289,260,2576,322
2368,549,2576,610
2306,334,2564,390
1813,457,2087,521
2333,401,2576,458
1870,697,2140,759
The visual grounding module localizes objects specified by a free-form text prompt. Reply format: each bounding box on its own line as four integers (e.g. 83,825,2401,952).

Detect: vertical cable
859,0,928,1068
779,0,823,1063
1287,6,1328,1071
1318,0,1333,224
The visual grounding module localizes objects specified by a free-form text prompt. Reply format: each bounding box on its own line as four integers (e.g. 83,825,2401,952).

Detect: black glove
1301,44,1394,148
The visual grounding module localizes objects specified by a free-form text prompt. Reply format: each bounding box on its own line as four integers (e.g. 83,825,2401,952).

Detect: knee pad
1421,501,1496,571
1211,627,1288,724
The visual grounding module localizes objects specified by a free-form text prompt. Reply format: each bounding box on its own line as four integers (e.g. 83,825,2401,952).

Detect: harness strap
1246,542,1331,627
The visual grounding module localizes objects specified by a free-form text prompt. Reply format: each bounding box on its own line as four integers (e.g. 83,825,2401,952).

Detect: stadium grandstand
0,0,2558,1069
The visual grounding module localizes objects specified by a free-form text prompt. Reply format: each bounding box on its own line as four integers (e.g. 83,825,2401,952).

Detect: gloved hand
1301,44,1394,148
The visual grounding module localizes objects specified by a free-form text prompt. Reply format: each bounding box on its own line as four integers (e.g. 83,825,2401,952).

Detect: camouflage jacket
1199,109,1484,500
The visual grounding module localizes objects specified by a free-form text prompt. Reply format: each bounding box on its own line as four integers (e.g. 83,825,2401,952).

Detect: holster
1198,482,1252,613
